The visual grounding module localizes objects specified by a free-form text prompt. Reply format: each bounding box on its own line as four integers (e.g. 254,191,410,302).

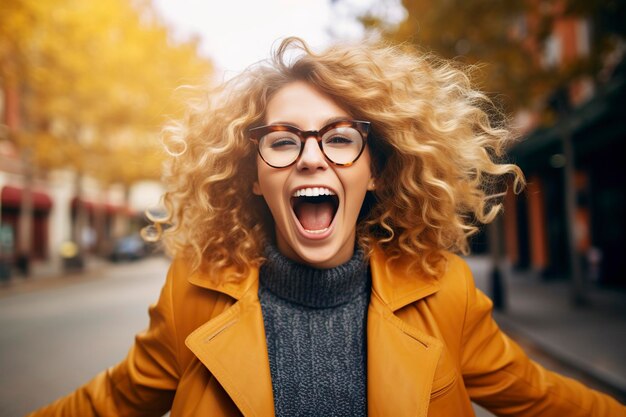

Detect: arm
26,266,180,417
459,262,626,417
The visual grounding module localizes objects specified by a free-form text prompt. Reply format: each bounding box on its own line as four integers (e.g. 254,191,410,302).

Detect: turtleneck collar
259,244,370,309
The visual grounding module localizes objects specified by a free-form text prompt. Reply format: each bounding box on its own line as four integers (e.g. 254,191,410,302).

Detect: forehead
265,81,350,127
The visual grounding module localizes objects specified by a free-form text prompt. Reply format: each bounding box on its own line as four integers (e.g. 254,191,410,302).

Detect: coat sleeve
25,265,180,417
459,261,626,417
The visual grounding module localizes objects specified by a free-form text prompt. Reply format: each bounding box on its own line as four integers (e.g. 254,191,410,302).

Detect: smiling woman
157,38,521,280
26,37,626,417
251,82,375,268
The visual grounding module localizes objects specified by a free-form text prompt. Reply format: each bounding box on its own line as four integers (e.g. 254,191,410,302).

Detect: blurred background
1,0,625,416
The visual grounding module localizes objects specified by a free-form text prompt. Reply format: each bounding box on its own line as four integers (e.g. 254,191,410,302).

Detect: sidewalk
0,256,109,297
465,255,626,400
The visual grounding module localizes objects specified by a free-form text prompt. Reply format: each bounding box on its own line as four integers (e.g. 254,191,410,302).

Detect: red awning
71,197,130,215
104,203,127,214
71,197,94,211
1,185,53,211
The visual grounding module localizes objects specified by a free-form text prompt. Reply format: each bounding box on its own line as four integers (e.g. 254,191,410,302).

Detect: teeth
292,187,336,197
304,227,329,234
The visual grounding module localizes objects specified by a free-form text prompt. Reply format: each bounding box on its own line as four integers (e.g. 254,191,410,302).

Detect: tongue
295,201,334,231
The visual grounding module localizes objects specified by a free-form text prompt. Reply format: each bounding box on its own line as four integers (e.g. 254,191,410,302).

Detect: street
0,257,619,417
0,257,170,417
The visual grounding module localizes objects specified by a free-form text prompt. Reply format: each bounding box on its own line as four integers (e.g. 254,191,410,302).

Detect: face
253,81,375,268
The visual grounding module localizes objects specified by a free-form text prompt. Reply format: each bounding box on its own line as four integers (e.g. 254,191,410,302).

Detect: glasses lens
259,131,301,167
321,126,364,165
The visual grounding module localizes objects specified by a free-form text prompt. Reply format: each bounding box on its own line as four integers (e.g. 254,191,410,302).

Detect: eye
324,135,353,145
269,137,299,148
262,131,300,149
322,126,362,147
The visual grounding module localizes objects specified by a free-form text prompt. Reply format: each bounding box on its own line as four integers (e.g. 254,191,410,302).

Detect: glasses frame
249,120,371,168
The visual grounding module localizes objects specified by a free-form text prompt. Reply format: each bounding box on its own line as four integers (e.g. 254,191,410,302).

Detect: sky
151,0,404,78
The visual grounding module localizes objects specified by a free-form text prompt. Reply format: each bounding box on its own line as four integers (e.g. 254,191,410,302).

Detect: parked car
109,235,146,262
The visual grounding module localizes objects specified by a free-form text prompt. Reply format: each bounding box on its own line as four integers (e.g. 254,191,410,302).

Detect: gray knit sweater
259,245,370,417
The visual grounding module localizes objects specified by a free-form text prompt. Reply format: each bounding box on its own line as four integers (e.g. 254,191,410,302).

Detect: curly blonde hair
159,37,524,279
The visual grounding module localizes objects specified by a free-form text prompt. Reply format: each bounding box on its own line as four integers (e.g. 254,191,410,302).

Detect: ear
252,181,262,196
367,177,376,191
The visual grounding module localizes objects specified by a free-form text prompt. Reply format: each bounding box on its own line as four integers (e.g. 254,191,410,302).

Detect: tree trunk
16,148,34,276
70,171,86,270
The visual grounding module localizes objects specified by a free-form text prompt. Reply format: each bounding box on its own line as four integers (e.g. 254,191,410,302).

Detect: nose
296,137,328,171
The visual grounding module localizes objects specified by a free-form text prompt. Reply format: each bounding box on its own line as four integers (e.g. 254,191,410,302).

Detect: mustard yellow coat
28,251,625,417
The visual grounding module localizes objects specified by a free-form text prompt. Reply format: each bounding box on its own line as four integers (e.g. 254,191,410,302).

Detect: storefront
506,69,626,286
0,185,53,261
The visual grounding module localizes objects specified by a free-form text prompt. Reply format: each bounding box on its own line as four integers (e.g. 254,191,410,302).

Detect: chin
296,248,341,269
284,233,354,269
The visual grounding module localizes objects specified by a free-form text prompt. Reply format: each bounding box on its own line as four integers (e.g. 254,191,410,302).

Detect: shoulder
423,252,475,304
165,257,238,319
163,258,240,344
441,252,473,280
429,252,476,322
167,256,194,282
370,248,475,312
436,252,481,315
385,251,478,354
163,257,201,300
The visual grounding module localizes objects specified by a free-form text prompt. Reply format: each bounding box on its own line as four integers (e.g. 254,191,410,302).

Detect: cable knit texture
259,245,369,417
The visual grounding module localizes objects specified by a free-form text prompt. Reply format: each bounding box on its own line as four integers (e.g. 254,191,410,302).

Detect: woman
28,37,625,416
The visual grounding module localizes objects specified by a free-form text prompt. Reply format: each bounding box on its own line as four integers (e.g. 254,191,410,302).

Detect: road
0,256,616,416
0,257,169,417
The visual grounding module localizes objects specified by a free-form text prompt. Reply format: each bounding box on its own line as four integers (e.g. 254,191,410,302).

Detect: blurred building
502,5,626,289
0,128,159,278
1,67,166,277
0,139,141,277
0,146,52,267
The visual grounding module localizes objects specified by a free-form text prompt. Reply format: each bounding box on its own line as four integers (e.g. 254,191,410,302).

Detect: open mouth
291,187,339,233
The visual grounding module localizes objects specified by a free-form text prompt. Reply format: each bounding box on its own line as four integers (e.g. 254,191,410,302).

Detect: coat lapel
367,293,443,417
369,247,440,311
367,248,444,417
184,249,445,417
185,277,275,417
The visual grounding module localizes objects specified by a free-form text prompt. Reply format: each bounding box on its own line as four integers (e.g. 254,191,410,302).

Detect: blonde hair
159,37,524,279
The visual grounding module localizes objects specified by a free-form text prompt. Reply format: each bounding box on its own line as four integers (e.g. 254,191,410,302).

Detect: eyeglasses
249,120,370,168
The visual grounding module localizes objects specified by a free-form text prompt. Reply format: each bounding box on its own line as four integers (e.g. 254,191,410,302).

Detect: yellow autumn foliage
1,0,213,185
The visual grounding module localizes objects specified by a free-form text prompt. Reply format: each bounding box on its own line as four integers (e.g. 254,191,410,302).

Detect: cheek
255,165,289,209
342,172,372,212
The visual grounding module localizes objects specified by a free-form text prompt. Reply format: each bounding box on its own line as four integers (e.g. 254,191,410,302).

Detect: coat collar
187,264,258,300
185,249,444,417
369,247,441,311
187,247,441,310
185,250,443,417
185,275,277,417
367,248,444,416
367,291,444,417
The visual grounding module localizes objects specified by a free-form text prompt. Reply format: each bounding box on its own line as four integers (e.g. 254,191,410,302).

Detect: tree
353,0,625,114
1,0,213,270
2,0,212,180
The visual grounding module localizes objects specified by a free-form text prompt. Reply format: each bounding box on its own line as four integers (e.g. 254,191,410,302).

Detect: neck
260,244,369,308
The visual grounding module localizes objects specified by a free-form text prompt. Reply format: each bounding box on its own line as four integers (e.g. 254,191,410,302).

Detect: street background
0,257,169,417
1,0,625,416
